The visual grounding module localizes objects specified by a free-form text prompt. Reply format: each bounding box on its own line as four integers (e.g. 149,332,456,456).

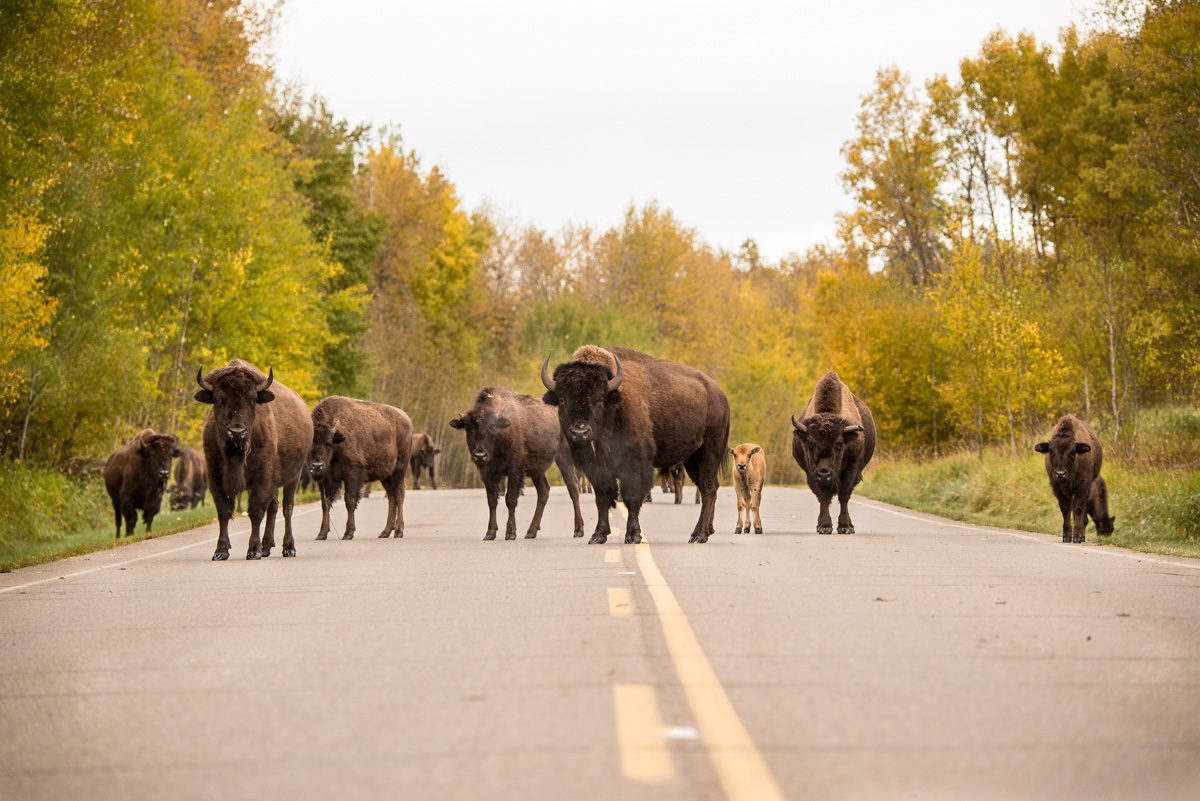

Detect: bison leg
211,485,236,560
343,476,362,540
1057,495,1073,543
261,496,279,557
280,475,298,557
589,475,619,544
1072,496,1088,544
483,480,500,540
735,489,745,534
316,481,333,540
411,463,422,491
429,463,437,490
815,496,834,535
382,471,404,538
752,485,764,534
526,473,551,538
673,469,684,505
555,451,586,537
835,492,855,535
504,474,523,540
684,446,721,544
121,498,139,539
111,496,122,538
245,496,267,560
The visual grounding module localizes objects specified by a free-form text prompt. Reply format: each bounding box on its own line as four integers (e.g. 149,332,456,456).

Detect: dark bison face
195,366,275,452
308,417,346,482
449,410,509,465
729,445,762,475
1034,438,1090,480
168,485,190,511
138,432,183,487
540,355,623,445
792,413,863,486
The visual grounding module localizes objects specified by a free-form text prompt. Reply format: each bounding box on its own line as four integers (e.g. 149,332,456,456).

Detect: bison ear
1034,442,1050,453
256,389,275,404
494,417,511,429
542,391,559,406
1074,442,1091,454
750,446,762,456
449,417,465,429
606,389,623,406
194,390,214,405
728,447,736,456
332,431,346,444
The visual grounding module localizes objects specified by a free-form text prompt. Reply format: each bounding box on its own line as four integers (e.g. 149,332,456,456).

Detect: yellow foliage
0,213,57,404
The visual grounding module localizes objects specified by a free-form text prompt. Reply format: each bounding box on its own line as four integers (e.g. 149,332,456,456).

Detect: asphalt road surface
2,484,1198,801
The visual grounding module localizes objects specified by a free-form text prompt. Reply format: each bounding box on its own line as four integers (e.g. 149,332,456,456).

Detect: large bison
104,429,182,538
409,432,440,490
308,396,412,540
1034,414,1115,543
195,360,312,560
541,346,730,544
449,386,586,540
791,371,876,535
168,446,208,510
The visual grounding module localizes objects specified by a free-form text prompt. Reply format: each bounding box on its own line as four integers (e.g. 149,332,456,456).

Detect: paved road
2,485,1198,801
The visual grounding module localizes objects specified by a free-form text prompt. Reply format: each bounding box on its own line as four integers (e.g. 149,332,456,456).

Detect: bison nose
310,461,324,472
567,424,592,442
736,464,747,471
226,424,248,442
815,467,834,480
472,451,489,463
158,469,170,480
1054,470,1067,478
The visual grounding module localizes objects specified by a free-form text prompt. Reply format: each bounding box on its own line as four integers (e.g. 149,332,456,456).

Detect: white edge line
856,497,1200,571
0,507,322,595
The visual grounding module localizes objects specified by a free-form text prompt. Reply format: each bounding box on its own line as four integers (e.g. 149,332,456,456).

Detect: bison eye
835,442,844,450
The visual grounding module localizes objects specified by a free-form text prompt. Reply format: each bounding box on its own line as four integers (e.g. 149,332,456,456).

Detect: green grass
862,409,1200,559
0,461,321,572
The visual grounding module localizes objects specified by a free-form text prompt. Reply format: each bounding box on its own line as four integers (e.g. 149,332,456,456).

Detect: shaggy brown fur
409,432,441,490
1034,414,1115,543
791,371,877,535
450,386,585,540
542,345,730,544
196,359,312,560
309,396,412,540
104,429,182,538
168,447,207,510
729,443,766,534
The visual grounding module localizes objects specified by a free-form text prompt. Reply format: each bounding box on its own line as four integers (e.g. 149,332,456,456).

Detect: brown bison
791,371,876,535
409,432,440,490
104,429,182,538
308,396,412,540
168,446,207,510
658,463,684,500
541,346,730,544
1034,414,1115,543
729,443,766,534
195,360,312,560
449,386,585,540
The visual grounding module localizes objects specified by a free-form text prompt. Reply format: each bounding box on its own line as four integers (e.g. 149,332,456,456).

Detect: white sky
271,0,1096,263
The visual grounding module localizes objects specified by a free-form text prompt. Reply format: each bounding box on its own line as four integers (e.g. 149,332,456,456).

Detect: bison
409,432,440,490
730,443,766,534
449,386,585,540
541,346,730,544
104,429,182,538
1034,414,1115,543
195,360,312,560
168,446,208,510
791,371,876,535
308,396,412,540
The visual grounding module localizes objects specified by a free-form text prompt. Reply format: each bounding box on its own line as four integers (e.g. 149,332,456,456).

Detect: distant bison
308,396,412,540
449,386,585,540
168,446,207,510
730,444,766,534
791,371,876,535
542,346,730,544
409,432,440,490
1034,414,1115,543
196,360,312,560
104,429,182,538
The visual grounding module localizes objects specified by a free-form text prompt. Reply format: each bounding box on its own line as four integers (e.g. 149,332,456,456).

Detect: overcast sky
271,0,1096,262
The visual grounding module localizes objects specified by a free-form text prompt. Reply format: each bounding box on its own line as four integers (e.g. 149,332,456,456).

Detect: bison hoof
260,549,271,558
574,530,585,538
283,547,296,557
836,525,855,535
525,532,537,539
589,534,608,545
505,533,517,541
246,551,261,560
689,533,709,543
754,527,763,534
212,552,229,561
1074,535,1085,543
735,526,743,534
342,533,354,540
1062,534,1072,543
315,533,328,541
817,525,833,535
378,530,391,538
625,533,641,545
484,532,497,541
394,530,404,538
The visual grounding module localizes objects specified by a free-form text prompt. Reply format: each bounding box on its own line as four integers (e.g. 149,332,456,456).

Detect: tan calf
729,443,766,534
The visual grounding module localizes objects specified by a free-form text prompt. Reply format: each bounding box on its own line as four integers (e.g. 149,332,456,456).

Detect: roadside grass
862,407,1200,560
0,461,321,572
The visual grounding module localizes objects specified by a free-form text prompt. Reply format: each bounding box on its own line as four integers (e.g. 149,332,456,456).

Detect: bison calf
449,386,585,541
409,432,440,490
308,396,412,540
104,430,182,538
729,444,766,534
1034,414,1115,543
168,446,207,510
791,371,876,535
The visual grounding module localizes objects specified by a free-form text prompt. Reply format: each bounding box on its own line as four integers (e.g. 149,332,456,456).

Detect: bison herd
99,347,1116,559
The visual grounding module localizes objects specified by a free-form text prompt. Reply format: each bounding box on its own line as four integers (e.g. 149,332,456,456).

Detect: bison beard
542,346,730,544
791,371,877,535
196,360,312,561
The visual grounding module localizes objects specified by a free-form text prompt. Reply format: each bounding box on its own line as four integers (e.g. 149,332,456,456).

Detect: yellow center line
604,548,621,563
608,587,633,616
613,684,675,783
635,541,786,801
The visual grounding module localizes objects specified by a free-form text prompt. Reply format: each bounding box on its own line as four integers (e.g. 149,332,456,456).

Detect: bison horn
791,415,806,433
843,424,865,434
256,367,274,393
607,354,623,392
196,366,213,392
330,418,339,435
540,356,556,393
